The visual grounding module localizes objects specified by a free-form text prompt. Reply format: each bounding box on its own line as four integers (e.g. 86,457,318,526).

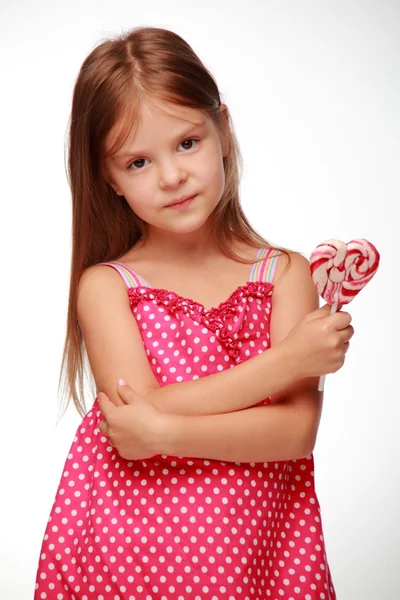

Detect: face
104,98,228,237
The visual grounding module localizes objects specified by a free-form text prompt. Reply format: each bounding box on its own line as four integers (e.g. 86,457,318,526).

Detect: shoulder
78,262,128,287
269,252,318,344
274,251,313,286
76,263,160,400
272,250,318,312
77,263,130,316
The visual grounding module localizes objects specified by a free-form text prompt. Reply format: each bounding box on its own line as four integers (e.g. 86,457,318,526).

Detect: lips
165,194,196,207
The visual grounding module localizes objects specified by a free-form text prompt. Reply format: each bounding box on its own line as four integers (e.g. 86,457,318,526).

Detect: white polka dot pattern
34,281,336,599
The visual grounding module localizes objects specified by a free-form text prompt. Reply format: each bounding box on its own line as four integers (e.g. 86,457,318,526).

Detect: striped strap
249,247,280,283
98,261,151,289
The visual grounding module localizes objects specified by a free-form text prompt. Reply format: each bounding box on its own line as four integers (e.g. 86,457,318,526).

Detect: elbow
284,439,315,462
273,429,317,462
290,398,322,459
297,437,316,459
296,423,319,459
284,412,319,460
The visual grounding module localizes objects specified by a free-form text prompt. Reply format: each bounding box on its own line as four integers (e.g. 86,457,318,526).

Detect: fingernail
117,378,128,387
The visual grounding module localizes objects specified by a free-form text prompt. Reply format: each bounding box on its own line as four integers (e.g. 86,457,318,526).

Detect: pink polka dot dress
34,247,336,600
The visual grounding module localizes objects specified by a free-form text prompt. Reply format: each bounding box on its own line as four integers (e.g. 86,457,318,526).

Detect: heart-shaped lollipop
310,238,380,307
310,238,380,390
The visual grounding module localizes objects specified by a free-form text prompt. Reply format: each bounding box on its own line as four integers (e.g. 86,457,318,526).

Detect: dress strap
97,261,151,289
249,247,280,284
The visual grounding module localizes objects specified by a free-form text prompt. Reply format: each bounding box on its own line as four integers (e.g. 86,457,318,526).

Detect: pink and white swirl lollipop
310,238,380,390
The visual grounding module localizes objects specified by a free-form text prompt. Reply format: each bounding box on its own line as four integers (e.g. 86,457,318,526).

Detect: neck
139,224,220,264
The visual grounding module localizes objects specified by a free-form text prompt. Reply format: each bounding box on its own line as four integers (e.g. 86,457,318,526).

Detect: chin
166,220,210,235
155,211,215,235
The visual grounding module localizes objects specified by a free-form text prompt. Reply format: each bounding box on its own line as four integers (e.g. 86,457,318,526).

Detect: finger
106,393,123,407
98,392,115,418
337,325,354,345
341,324,354,343
98,418,108,436
116,378,131,405
308,304,332,321
330,310,352,329
345,324,354,341
116,379,143,405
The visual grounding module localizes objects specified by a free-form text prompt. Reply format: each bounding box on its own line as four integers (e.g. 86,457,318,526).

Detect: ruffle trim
128,281,273,361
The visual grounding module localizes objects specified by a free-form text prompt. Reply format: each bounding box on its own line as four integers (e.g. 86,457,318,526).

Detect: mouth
165,194,197,208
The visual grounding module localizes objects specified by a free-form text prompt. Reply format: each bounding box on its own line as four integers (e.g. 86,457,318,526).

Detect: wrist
277,339,303,382
145,387,162,410
153,412,182,456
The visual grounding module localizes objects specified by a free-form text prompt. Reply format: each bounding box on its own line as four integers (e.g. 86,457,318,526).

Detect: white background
1,1,399,598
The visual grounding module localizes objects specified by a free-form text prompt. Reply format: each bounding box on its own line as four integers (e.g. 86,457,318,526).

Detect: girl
34,27,353,600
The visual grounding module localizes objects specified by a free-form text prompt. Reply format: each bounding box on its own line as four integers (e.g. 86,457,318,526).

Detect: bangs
102,88,208,162
101,88,143,160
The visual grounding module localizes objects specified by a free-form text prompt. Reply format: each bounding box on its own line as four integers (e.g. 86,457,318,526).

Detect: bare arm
151,253,323,462
145,252,312,415
95,254,352,461
158,383,320,462
147,342,296,414
79,253,349,469
77,262,300,417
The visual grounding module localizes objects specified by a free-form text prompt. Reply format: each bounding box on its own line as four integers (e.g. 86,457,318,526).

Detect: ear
218,103,231,158
104,172,124,196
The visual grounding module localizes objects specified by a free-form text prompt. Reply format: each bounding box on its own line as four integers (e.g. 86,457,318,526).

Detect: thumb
306,303,332,321
116,378,141,404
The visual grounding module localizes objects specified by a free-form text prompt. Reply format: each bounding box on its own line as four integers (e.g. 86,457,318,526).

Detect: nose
158,158,187,189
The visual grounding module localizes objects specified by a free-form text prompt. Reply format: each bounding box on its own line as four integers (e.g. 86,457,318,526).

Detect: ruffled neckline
128,281,273,361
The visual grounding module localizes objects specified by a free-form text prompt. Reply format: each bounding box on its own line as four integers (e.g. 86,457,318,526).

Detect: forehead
105,98,210,157
145,98,206,125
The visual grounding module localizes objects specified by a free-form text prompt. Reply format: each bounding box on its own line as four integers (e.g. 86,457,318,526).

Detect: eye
127,158,150,170
178,138,199,151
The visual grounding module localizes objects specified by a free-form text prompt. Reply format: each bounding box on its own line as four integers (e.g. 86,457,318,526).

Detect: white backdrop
1,1,399,598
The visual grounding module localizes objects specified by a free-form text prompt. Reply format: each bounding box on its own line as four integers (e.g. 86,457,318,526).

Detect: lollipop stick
318,301,339,392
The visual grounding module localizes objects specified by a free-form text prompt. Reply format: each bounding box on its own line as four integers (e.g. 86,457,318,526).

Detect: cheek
122,176,155,215
124,197,154,222
199,149,225,194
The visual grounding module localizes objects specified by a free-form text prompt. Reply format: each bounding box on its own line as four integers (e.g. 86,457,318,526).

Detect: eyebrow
113,119,207,160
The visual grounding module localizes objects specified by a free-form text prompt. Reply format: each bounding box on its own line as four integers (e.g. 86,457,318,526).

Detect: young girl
34,27,353,600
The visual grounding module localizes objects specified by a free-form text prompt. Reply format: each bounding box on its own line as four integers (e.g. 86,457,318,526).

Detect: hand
283,304,354,379
98,380,166,460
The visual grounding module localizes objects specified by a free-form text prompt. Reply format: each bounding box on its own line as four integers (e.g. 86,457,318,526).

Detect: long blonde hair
59,26,289,416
